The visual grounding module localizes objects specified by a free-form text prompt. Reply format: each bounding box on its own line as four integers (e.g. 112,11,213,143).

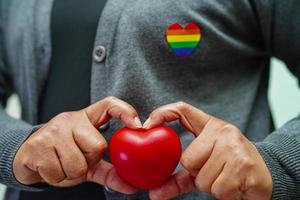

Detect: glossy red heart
109,126,182,189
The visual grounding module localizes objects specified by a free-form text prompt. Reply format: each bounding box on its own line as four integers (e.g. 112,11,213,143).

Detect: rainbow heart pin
166,22,202,59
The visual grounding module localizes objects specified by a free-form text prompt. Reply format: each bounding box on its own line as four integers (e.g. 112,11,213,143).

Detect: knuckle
176,101,190,113
238,156,255,169
211,185,232,200
220,124,239,135
100,96,120,110
48,173,65,184
56,112,73,121
212,181,240,200
63,156,88,179
195,179,209,193
180,156,194,171
38,163,65,184
26,134,48,149
15,155,32,173
42,130,59,143
45,124,60,134
211,184,223,199
225,141,239,153
247,177,258,189
25,138,38,151
219,125,244,150
104,96,117,104
68,166,88,179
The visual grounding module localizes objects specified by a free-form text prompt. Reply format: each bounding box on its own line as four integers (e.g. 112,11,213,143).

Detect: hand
13,96,142,194
144,102,273,200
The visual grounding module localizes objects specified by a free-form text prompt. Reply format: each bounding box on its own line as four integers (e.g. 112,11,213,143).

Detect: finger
143,102,211,136
211,163,242,200
180,118,221,173
194,142,226,193
54,131,88,179
36,148,66,185
13,150,44,185
73,123,107,166
14,165,43,185
149,170,195,200
87,160,137,194
51,175,86,187
84,96,142,129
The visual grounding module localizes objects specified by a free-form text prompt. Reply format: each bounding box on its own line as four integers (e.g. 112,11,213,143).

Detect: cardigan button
93,45,106,62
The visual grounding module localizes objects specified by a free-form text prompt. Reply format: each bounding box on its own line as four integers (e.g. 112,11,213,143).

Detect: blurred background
0,58,300,199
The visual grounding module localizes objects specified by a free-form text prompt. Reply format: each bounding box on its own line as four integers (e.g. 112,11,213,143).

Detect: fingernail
134,117,142,128
143,118,151,129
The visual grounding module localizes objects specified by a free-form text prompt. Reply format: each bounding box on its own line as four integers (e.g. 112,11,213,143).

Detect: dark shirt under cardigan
19,0,107,199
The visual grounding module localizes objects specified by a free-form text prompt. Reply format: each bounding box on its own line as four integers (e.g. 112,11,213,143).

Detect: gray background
0,58,300,199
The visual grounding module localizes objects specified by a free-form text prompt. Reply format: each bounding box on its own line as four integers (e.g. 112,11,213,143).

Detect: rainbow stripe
166,23,201,58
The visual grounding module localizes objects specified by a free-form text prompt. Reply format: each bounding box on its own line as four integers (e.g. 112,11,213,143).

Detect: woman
0,0,300,199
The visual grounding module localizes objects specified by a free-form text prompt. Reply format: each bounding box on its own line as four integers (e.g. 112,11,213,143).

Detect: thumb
87,160,137,194
83,96,142,129
149,170,195,200
51,160,137,195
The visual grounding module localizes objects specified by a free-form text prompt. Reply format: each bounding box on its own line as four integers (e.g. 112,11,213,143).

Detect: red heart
109,126,182,189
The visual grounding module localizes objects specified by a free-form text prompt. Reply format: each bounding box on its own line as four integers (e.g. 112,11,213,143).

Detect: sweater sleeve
0,1,43,191
250,0,300,199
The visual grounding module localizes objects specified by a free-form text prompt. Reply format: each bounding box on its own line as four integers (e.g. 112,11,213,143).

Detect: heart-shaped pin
166,22,202,58
110,126,182,189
